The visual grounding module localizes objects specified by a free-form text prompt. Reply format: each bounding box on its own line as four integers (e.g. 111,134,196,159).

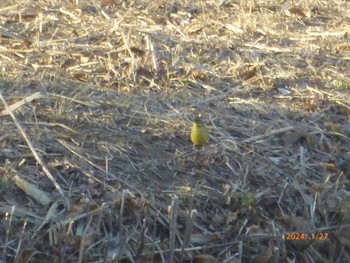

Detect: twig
180,194,194,262
242,126,295,143
0,93,64,197
188,87,241,109
48,93,98,107
14,221,27,263
135,219,147,261
58,139,142,194
2,205,15,262
0,92,46,116
22,121,79,134
169,196,178,263
78,214,94,263
11,175,51,206
118,190,127,262
146,35,159,77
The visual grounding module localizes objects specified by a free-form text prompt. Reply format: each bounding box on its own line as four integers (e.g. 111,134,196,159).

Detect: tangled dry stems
0,0,349,262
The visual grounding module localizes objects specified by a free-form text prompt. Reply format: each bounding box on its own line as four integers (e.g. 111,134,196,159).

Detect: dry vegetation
0,0,350,262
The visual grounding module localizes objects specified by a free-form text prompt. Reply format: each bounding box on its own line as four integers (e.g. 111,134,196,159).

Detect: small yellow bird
190,116,208,146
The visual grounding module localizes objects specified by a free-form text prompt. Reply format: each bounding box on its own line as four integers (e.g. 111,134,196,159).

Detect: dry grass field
0,0,350,262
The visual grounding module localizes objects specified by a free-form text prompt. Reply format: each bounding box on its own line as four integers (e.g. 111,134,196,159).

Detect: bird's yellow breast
191,121,208,146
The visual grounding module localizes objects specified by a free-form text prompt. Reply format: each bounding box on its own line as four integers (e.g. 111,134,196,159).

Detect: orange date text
285,232,329,241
